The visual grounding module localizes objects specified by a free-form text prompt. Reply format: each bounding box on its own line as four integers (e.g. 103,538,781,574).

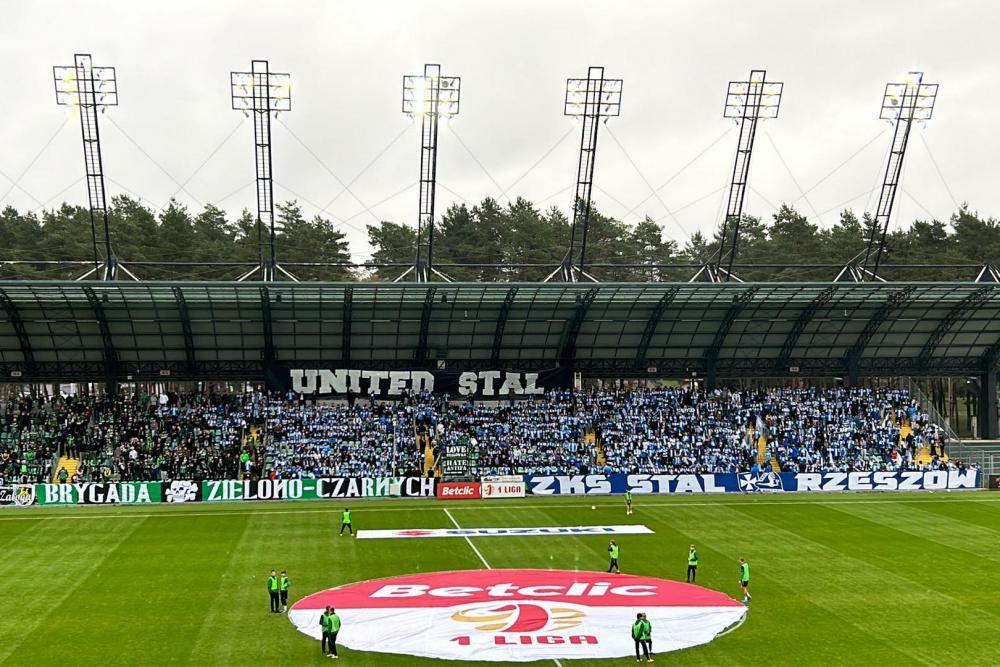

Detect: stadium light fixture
402,69,461,118
879,71,937,122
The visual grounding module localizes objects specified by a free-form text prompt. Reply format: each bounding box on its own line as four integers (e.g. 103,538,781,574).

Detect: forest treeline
1,195,998,281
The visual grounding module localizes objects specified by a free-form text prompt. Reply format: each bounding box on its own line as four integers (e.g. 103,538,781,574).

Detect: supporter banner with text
200,477,437,502
271,366,573,398
524,470,982,495
32,482,161,506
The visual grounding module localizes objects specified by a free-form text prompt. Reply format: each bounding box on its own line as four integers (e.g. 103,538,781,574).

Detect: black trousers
635,639,651,659
608,558,619,572
322,631,338,655
687,565,697,582
269,591,280,612
280,590,288,607
340,522,353,535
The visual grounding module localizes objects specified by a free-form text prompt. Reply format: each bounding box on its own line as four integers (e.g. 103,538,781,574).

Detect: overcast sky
0,0,995,260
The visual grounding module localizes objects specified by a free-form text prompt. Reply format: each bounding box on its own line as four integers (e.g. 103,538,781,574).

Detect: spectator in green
57,467,68,484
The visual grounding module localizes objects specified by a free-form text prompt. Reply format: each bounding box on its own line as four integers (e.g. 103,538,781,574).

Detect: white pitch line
442,507,492,569
442,508,564,667
1,495,996,522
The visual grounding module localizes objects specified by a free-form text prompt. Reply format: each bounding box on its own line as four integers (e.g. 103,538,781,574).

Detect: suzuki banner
201,477,438,502
524,470,982,495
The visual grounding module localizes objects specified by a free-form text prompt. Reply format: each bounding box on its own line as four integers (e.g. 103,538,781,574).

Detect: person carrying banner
608,540,621,573
279,570,290,613
267,569,280,613
340,507,353,536
328,607,342,658
320,606,337,657
686,544,699,583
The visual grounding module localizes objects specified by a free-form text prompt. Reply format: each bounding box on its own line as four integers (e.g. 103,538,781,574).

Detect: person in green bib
631,612,652,662
319,606,341,658
267,569,280,613
625,489,633,515
739,557,752,603
607,539,621,573
279,570,290,613
686,544,699,583
339,507,353,536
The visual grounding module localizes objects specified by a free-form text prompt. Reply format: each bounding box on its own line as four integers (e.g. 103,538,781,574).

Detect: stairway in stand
420,431,441,478
52,455,79,482
752,429,780,473
587,429,605,468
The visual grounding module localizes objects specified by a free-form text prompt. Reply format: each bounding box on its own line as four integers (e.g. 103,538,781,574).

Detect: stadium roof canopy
1,281,999,384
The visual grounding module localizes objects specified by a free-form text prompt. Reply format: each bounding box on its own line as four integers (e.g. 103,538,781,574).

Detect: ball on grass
591,505,596,510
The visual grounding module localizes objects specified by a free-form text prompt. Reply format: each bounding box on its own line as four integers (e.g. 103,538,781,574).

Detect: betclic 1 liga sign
289,569,745,661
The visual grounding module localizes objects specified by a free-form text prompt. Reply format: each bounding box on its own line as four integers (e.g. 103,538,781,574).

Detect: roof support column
979,350,999,440
83,286,118,395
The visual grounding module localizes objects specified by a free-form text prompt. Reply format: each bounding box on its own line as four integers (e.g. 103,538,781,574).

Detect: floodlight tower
399,64,460,282
53,54,119,280
693,69,782,283
838,72,938,282
548,66,622,283
231,60,292,282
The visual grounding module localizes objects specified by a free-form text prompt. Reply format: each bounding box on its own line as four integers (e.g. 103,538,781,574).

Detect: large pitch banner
525,470,982,495
33,482,161,506
289,569,745,662
201,477,437,502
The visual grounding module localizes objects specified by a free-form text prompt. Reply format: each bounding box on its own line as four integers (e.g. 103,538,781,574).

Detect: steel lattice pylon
838,71,939,283
693,69,782,283
547,66,622,283
231,60,295,282
396,64,460,283
53,54,123,281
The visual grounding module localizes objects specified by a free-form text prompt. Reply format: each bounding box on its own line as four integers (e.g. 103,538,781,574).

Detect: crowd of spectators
0,385,963,485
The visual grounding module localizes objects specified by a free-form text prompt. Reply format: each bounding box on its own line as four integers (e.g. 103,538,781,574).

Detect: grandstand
1,280,997,441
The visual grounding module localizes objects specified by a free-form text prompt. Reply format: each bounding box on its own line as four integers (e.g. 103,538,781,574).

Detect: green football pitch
3,492,998,666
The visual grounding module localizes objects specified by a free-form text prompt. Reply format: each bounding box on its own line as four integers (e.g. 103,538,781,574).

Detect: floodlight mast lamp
399,64,460,283
854,71,938,282
231,60,293,282
54,54,119,281
695,69,782,283
548,66,622,283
